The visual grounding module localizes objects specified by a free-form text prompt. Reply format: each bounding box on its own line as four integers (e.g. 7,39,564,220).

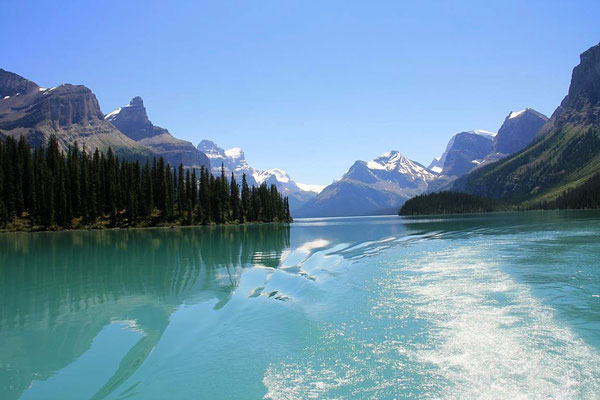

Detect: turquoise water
1,211,599,399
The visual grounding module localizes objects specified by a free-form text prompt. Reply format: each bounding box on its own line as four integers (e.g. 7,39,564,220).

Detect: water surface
1,212,599,399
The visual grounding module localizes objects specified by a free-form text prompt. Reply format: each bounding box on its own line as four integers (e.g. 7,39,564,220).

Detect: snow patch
296,183,326,193
255,169,291,184
509,109,527,119
225,147,244,160
431,166,443,174
105,108,122,119
469,130,497,138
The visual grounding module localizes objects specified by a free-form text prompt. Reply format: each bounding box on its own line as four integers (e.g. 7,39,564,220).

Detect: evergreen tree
0,135,292,230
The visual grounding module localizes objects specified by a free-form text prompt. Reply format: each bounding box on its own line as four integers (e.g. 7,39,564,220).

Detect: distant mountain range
295,151,434,217
197,140,319,211
296,108,549,217
0,69,319,210
425,111,548,193
452,42,600,204
2,42,599,218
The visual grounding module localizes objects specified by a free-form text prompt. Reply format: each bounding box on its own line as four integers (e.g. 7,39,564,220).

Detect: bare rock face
106,97,210,169
0,69,151,159
493,109,548,155
542,42,600,131
441,132,494,177
0,68,39,98
105,96,167,141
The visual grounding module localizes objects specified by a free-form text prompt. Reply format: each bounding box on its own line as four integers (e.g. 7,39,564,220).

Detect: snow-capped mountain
197,140,318,212
295,150,435,217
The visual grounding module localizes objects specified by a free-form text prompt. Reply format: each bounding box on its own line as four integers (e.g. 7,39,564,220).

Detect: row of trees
0,135,291,230
398,191,497,216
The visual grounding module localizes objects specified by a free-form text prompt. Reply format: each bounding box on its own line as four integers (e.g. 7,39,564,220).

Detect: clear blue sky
2,1,599,186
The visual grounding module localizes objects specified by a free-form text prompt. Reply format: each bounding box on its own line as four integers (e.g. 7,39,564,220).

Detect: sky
1,1,599,186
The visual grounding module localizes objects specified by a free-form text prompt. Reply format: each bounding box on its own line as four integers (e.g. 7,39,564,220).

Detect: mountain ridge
106,97,210,169
452,43,600,203
296,150,434,217
0,69,152,159
197,140,316,212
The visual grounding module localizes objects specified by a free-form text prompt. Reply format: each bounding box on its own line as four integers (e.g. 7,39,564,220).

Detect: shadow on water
0,224,289,400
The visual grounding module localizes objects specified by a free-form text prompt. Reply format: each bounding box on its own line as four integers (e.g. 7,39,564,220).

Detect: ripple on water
263,238,600,399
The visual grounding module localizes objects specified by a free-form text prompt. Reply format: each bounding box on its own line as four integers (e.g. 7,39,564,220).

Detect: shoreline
0,219,293,235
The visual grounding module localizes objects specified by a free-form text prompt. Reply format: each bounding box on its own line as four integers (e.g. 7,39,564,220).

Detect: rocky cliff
0,69,152,159
106,97,210,169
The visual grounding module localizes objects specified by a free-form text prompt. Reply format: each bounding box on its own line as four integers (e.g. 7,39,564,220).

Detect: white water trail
263,239,600,399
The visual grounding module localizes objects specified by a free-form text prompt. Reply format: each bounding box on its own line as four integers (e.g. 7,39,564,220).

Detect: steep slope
0,69,152,159
426,130,495,191
440,130,495,177
493,108,548,155
197,140,317,211
106,97,209,169
296,151,434,217
453,43,600,202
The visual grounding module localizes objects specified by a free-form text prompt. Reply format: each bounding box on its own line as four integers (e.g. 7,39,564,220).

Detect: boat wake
263,234,600,399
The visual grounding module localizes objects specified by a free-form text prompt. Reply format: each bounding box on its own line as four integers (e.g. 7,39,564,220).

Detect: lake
1,211,599,399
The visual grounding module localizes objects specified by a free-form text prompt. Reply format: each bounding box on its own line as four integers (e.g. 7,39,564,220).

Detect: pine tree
230,172,240,222
0,136,292,230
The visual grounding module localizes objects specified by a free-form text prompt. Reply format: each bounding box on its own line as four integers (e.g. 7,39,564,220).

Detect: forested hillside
0,136,291,231
399,191,497,216
452,43,600,204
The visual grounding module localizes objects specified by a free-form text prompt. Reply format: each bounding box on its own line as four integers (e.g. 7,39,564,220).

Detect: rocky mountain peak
106,96,166,141
494,108,548,154
567,42,600,107
198,140,227,159
129,96,144,107
545,43,600,128
0,68,39,98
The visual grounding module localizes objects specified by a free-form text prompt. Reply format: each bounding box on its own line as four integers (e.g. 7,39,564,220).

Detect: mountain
197,140,317,212
453,43,600,203
493,108,548,155
426,130,495,191
198,140,257,185
296,151,434,217
0,69,152,159
437,130,496,177
106,97,209,169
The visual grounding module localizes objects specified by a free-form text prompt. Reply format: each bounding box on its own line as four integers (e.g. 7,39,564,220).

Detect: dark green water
1,211,599,399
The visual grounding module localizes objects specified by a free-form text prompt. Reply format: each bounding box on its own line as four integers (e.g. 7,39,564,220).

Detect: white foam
263,241,600,399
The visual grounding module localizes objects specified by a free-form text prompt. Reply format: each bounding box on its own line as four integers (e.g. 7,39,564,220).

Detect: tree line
398,191,498,216
538,172,600,210
0,135,291,230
